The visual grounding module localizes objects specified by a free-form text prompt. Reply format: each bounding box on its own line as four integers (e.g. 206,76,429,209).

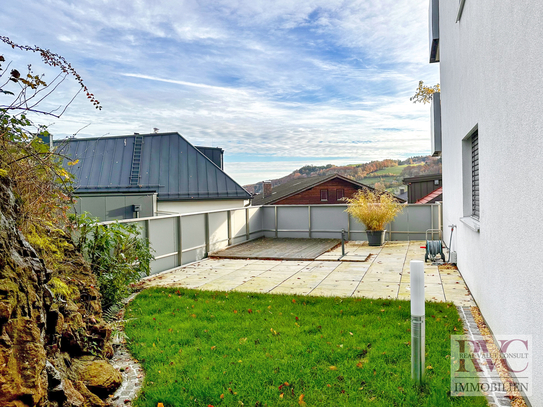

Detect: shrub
73,213,154,308
344,189,404,231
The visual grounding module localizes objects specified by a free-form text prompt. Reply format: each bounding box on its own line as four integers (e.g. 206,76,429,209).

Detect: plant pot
366,230,386,246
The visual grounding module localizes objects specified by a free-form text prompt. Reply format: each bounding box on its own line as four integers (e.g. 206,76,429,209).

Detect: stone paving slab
314,241,380,262
140,241,477,307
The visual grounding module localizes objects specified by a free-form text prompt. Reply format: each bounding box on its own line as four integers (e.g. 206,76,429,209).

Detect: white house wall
440,1,543,405
157,199,248,214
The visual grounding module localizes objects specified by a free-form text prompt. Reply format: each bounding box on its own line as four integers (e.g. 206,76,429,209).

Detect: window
461,126,480,231
429,0,440,63
471,131,479,219
320,189,328,201
336,189,344,200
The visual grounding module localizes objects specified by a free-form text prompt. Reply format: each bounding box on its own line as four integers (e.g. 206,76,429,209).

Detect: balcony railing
100,203,442,275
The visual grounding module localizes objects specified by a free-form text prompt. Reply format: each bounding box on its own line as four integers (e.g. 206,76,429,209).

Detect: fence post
245,208,250,240
274,206,278,238
431,205,434,240
227,210,232,246
145,219,151,243
308,206,312,238
438,203,443,238
204,213,210,256
347,211,351,241
389,217,393,241
177,215,183,266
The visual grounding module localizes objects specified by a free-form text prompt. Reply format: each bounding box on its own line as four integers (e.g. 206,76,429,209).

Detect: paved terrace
140,240,475,307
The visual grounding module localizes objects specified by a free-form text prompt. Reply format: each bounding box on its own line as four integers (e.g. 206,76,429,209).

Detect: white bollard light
410,260,425,384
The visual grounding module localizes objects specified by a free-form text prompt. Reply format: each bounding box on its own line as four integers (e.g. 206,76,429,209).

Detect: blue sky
0,0,438,185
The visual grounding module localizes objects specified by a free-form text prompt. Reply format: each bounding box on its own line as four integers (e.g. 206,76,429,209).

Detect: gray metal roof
54,132,251,201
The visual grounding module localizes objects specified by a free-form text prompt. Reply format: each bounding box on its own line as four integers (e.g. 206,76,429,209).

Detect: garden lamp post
410,260,425,384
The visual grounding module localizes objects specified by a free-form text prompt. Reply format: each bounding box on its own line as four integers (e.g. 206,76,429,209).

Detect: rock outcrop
0,175,121,406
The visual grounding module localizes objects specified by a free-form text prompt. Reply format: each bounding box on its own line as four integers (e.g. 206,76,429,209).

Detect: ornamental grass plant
344,189,404,231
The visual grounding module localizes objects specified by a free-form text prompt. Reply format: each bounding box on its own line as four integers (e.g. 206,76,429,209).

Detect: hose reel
424,229,445,262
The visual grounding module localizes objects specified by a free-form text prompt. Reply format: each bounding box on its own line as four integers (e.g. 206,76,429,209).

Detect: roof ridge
416,186,443,204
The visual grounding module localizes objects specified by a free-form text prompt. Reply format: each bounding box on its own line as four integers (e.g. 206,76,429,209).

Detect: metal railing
99,203,442,275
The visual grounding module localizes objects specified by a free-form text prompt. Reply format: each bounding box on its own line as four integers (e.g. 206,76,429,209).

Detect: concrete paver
141,241,477,307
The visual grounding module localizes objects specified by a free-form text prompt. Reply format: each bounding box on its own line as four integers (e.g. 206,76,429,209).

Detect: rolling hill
244,156,441,195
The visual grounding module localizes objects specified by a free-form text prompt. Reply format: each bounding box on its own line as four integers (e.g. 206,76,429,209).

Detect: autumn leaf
158,404,164,407
426,365,433,370
329,366,338,370
220,394,224,399
299,394,307,406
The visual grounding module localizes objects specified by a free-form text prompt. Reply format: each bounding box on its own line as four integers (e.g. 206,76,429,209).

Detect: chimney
38,133,53,150
399,187,405,194
263,181,272,198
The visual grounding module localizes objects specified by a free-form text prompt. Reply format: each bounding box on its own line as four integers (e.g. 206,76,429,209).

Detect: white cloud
1,0,439,186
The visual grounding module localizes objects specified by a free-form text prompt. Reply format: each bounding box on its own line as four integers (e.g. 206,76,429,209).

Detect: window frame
471,131,479,220
460,125,480,232
336,189,344,201
320,189,328,202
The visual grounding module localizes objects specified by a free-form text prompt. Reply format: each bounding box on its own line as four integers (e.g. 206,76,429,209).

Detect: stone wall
0,175,121,407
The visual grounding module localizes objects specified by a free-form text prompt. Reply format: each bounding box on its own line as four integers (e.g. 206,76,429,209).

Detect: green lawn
125,288,488,407
360,176,395,185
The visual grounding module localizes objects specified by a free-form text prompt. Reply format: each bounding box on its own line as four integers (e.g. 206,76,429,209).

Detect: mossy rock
74,360,122,397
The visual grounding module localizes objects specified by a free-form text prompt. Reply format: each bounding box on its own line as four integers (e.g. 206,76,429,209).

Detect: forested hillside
244,156,441,195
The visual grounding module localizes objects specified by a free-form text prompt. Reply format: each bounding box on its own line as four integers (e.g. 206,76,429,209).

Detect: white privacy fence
100,203,442,275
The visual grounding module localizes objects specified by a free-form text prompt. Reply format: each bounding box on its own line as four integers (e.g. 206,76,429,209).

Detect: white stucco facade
438,2,543,405
157,199,249,215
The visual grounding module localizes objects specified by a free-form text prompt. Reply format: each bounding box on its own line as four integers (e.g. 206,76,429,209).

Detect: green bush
73,213,154,308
